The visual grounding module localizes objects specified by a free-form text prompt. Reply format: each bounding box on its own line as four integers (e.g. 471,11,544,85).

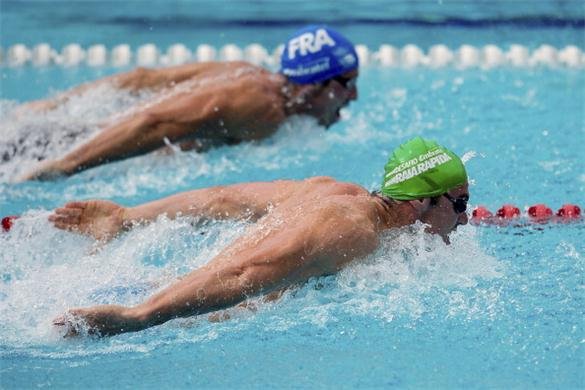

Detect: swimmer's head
280,26,359,127
280,25,359,85
382,137,469,242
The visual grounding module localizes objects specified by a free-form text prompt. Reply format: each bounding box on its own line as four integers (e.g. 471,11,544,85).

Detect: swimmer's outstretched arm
49,180,299,240
55,241,293,336
54,219,306,336
54,202,375,336
20,90,222,180
124,180,298,222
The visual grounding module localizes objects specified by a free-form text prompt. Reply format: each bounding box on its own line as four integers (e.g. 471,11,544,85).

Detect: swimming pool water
1,2,584,388
1,65,583,388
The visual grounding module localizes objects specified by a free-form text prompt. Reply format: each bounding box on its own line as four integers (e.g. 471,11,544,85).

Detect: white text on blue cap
288,29,336,59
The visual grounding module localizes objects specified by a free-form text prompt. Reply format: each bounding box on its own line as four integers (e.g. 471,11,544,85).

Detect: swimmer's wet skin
48,137,469,337
19,25,359,181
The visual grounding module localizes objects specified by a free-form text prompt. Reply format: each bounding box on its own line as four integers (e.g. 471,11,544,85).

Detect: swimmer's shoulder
304,176,370,196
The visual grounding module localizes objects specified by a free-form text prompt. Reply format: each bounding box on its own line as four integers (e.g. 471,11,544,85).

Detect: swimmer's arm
21,69,283,180
123,180,298,224
48,180,296,240
56,223,318,336
24,90,226,179
133,210,378,329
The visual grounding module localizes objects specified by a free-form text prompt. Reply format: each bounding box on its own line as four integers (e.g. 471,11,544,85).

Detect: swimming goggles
443,193,468,214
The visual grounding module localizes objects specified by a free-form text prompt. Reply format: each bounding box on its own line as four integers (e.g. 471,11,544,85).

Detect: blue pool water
1,1,584,389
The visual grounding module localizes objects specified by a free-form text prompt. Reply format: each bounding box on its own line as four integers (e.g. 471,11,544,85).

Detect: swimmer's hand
53,311,87,338
49,200,128,241
53,306,131,338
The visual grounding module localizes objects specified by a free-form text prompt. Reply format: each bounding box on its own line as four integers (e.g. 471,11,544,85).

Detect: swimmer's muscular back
143,64,287,141
114,61,269,92
20,62,288,179
165,176,372,224
199,194,381,297
228,177,381,278
22,61,281,118
48,176,375,245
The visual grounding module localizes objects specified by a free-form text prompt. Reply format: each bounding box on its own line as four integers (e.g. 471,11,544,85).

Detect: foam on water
1,208,502,356
0,211,250,346
0,85,156,181
271,223,503,327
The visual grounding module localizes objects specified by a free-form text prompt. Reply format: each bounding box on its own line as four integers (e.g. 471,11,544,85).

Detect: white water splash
274,223,505,328
0,211,502,352
0,211,248,346
0,84,154,181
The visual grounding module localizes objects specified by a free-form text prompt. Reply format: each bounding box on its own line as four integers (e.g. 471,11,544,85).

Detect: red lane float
2,216,18,232
471,203,582,225
472,206,493,221
557,204,581,219
527,204,553,222
496,204,521,219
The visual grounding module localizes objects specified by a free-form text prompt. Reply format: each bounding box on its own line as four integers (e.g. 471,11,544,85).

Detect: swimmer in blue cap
279,25,359,127
281,25,359,85
18,25,359,181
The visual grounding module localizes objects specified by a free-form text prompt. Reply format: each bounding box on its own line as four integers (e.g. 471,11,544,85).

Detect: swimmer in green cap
379,136,469,240
49,137,468,337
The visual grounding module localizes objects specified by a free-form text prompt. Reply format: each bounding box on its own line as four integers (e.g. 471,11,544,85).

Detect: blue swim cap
280,25,359,84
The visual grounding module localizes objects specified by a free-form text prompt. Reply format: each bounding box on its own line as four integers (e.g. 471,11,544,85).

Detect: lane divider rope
471,204,581,225
1,43,583,69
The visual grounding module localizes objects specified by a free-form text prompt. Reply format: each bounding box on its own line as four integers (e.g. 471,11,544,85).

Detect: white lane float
136,43,159,66
8,44,30,66
401,44,426,68
165,43,191,65
428,44,453,68
375,44,399,67
87,44,107,67
506,44,530,67
220,44,243,61
196,44,216,62
32,43,53,66
354,44,370,67
456,44,480,69
244,43,269,66
111,44,132,67
1,43,582,69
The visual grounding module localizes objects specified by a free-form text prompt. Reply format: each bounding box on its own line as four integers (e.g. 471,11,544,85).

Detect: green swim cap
381,137,467,200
